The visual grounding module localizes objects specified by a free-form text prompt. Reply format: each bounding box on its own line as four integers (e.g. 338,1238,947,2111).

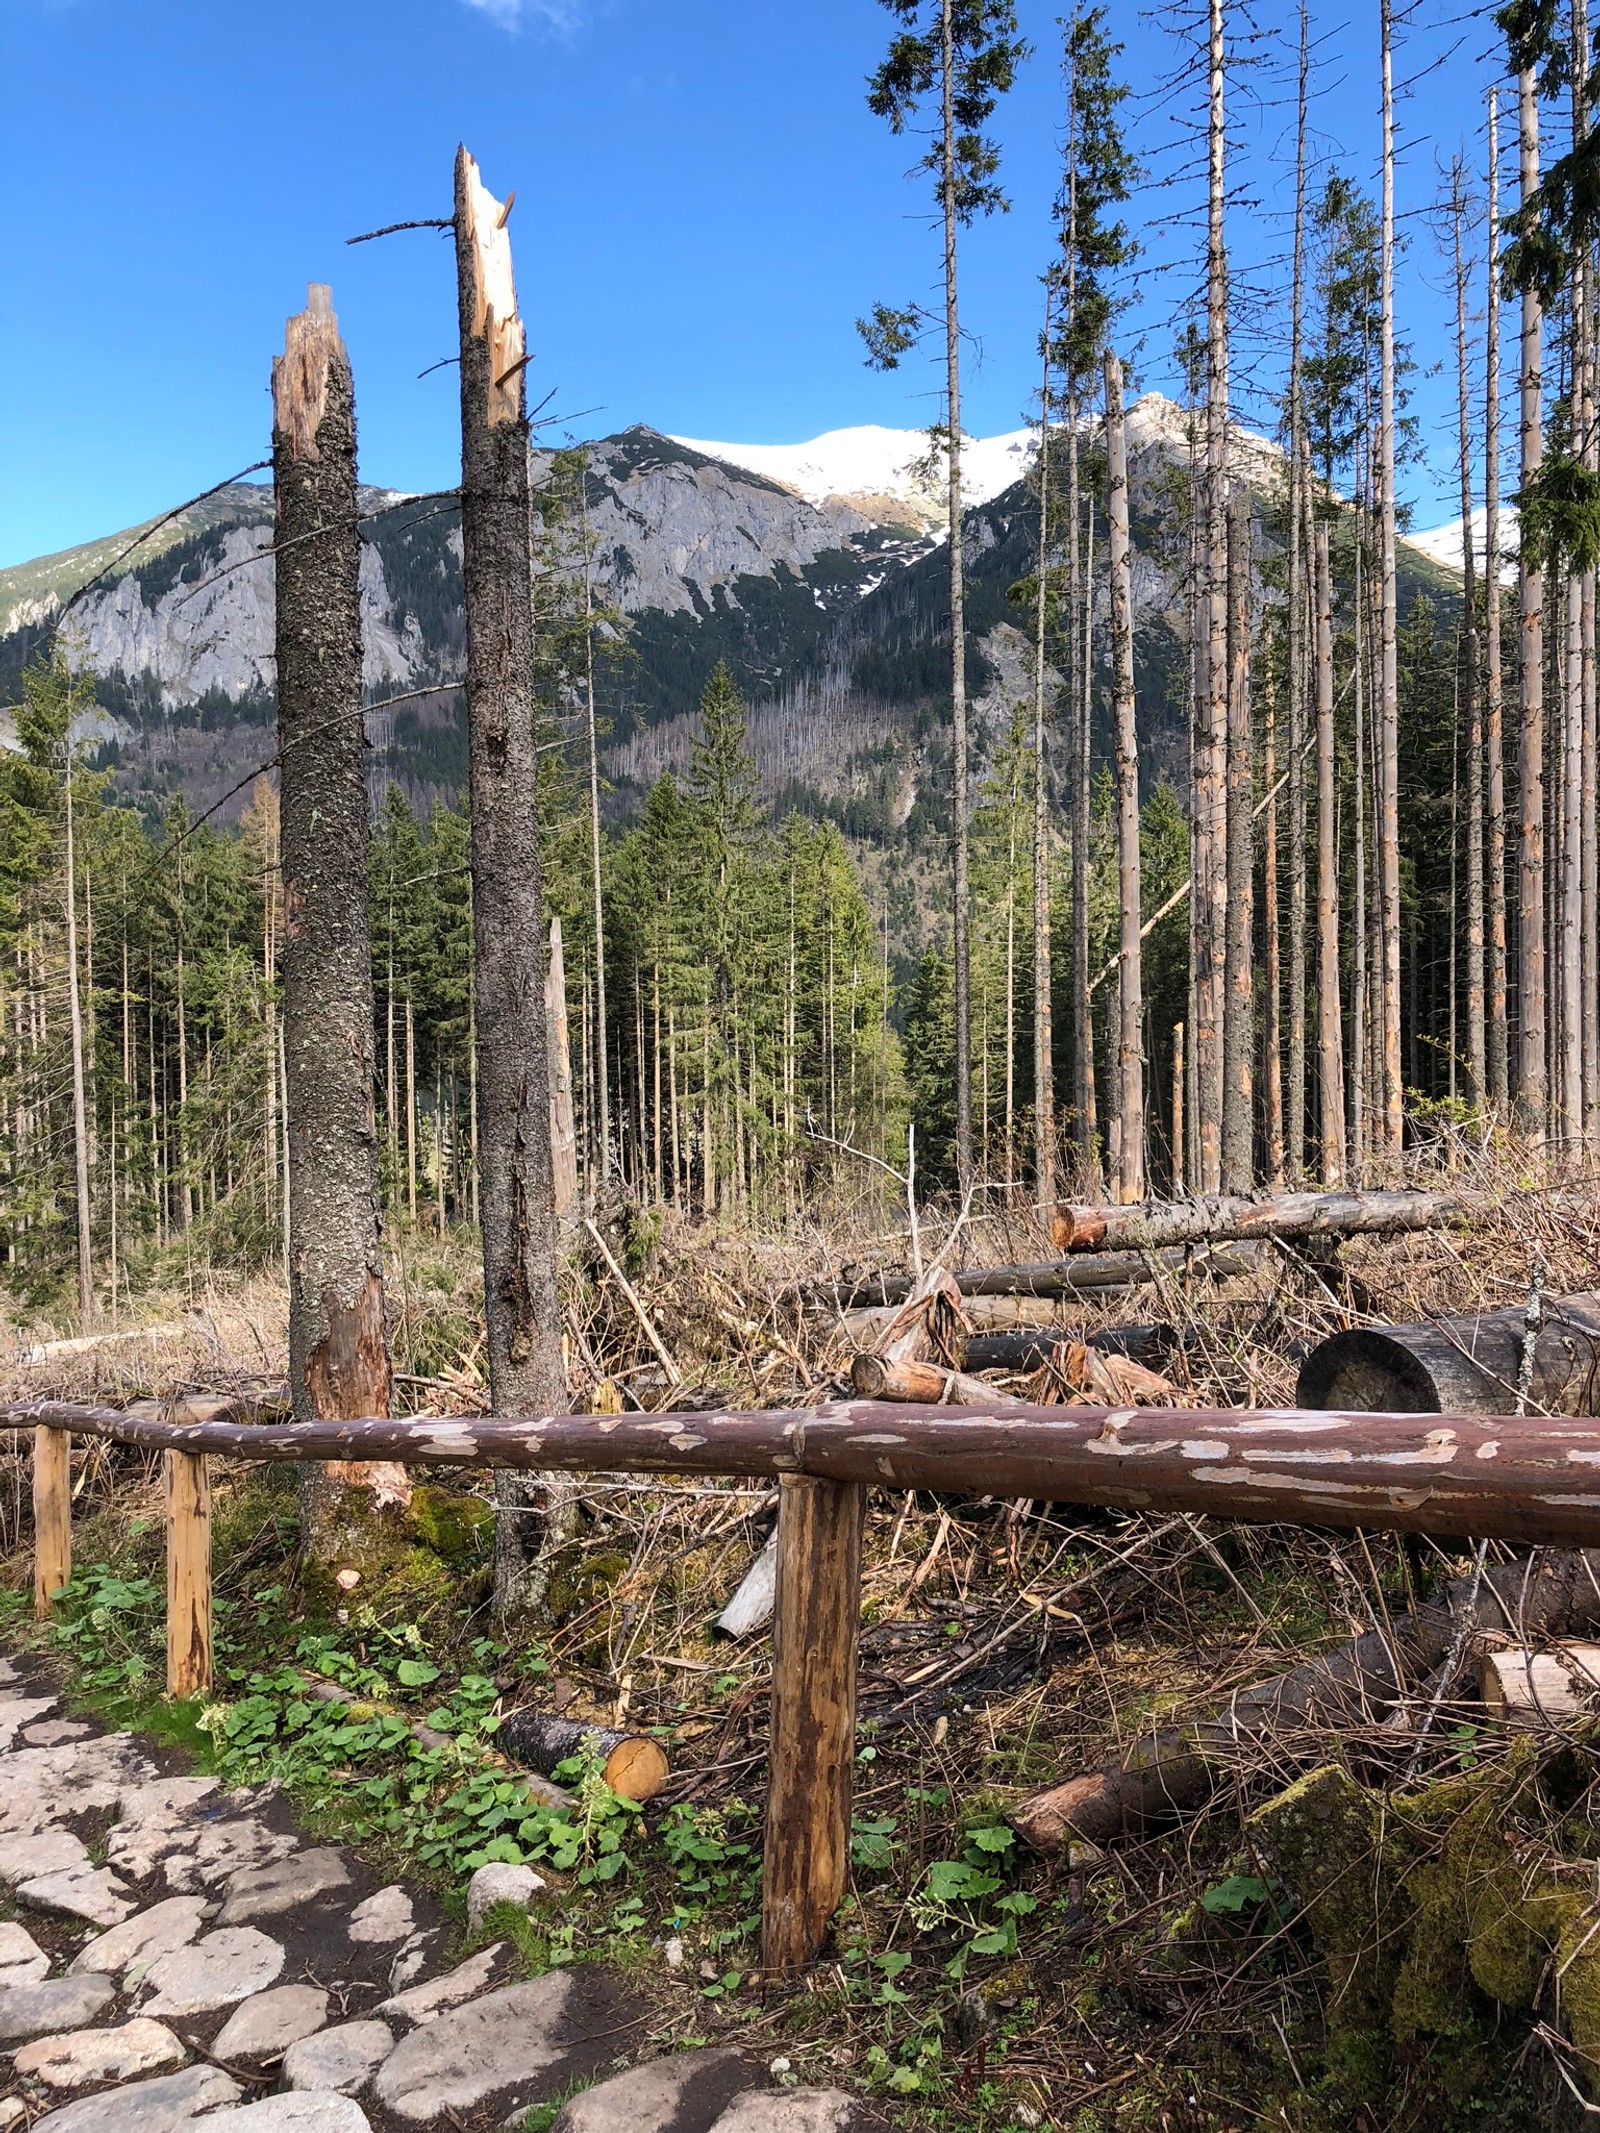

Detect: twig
346,217,454,243
56,461,272,621
583,1217,682,1385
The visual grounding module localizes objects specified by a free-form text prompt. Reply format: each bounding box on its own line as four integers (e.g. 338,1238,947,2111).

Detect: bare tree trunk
453,150,572,1614
1104,351,1144,1203
937,0,973,1194
578,472,610,1182
272,284,408,1560
1486,86,1511,1112
1196,0,1229,1194
1286,0,1310,1177
1032,282,1057,1211
63,769,93,1330
1315,524,1347,1183
1516,67,1547,1145
1263,631,1284,1185
1376,0,1403,1162
1451,163,1486,1105
1351,529,1369,1181
1222,492,1254,1190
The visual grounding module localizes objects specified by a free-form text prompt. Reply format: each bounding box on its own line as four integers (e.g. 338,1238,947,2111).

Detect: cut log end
456,146,525,426
271,283,345,463
602,1736,670,1802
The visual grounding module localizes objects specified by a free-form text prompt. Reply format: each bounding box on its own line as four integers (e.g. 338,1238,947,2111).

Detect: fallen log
1481,1642,1600,1728
298,1675,570,1809
716,1529,778,1639
495,1709,670,1802
1051,1187,1466,1256
826,1243,1265,1312
23,1398,1600,1547
1010,1549,1600,1849
955,1325,1183,1375
1298,1295,1600,1415
848,1355,1030,1407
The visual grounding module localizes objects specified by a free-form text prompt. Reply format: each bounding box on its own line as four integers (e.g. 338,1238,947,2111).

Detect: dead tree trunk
1297,1294,1600,1415
454,149,572,1613
940,0,974,1195
1105,350,1144,1202
1485,86,1511,1112
1285,0,1310,1179
1032,285,1058,1211
1222,490,1254,1189
1314,524,1346,1182
1516,67,1547,1144
1376,0,1404,1160
1196,0,1229,1195
1452,163,1486,1104
1051,1185,1463,1254
272,285,409,1561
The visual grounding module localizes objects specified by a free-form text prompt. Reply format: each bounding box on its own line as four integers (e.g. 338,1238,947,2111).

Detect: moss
542,1548,629,1626
404,1486,493,1566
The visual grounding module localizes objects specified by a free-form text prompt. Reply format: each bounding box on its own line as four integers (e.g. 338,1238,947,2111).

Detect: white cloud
459,0,587,29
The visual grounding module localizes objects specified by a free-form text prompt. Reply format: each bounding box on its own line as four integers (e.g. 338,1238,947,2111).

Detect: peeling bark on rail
16,1400,1600,1546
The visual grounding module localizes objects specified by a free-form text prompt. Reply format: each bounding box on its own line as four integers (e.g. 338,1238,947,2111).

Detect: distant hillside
0,402,1463,936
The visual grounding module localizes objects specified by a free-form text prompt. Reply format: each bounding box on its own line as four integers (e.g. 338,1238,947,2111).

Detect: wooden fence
9,1395,1600,1974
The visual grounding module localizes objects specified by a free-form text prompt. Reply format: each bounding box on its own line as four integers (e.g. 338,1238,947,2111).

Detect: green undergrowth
8,1475,1061,2131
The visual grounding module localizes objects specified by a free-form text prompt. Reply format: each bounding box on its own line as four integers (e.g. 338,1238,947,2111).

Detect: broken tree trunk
545,917,578,1217
272,284,410,1563
495,1709,670,1801
1051,1187,1465,1255
1297,1294,1600,1415
454,148,572,1614
824,1241,1267,1308
1482,1642,1600,1727
848,1354,1030,1407
1011,1548,1600,1849
717,1528,779,1639
960,1325,1182,1374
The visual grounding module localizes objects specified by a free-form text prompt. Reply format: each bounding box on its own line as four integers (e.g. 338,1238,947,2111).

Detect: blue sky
1,0,1510,567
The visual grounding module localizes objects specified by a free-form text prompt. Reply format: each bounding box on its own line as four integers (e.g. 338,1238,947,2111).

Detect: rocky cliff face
0,400,1457,844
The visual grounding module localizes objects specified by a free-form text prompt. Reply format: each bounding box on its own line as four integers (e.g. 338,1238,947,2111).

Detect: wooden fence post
165,1450,212,1698
760,1473,864,1975
33,1425,71,1617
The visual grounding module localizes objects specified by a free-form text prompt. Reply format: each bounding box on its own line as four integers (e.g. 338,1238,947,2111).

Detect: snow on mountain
1408,504,1518,584
669,423,1036,520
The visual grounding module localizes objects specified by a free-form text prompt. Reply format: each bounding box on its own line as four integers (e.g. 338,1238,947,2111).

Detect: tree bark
1196,0,1229,1195
1297,1293,1600,1415
1285,0,1310,1179
1452,164,1486,1105
1485,86,1511,1112
1314,524,1346,1183
1105,350,1144,1203
454,149,572,1614
1032,283,1058,1211
1051,1185,1463,1254
1376,0,1404,1163
272,283,409,1560
1516,67,1547,1144
1222,490,1254,1188
63,768,93,1330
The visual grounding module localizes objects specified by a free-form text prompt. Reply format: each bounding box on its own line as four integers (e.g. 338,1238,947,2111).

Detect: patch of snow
1408,503,1518,584
668,423,1037,514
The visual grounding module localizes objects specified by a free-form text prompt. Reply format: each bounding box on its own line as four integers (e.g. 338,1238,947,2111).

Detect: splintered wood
271,284,343,462
458,149,525,425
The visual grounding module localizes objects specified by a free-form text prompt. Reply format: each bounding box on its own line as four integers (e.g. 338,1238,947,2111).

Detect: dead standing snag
272,284,409,1563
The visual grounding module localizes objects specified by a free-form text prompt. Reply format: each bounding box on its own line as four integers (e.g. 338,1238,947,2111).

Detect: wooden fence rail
8,1395,1600,1974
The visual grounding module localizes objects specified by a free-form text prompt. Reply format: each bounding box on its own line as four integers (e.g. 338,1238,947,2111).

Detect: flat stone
0,1922,50,1987
282,2020,394,2095
0,1974,115,2042
553,2051,750,2133
212,1984,330,2063
708,2093,862,2132
0,1695,59,1749
140,1927,285,2016
373,1974,574,2122
163,1819,299,1895
0,1743,142,1837
0,1828,89,1884
346,1887,413,1946
17,1864,135,1927
378,1942,504,2026
106,1779,221,1880
20,1722,90,1747
0,2097,23,2130
386,1931,437,1993
187,2096,371,2132
218,1847,350,1925
71,1895,212,1980
13,2016,186,2087
466,1861,548,1934
31,2063,240,2132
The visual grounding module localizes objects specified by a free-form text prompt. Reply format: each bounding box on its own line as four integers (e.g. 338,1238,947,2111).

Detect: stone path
0,1660,874,2133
